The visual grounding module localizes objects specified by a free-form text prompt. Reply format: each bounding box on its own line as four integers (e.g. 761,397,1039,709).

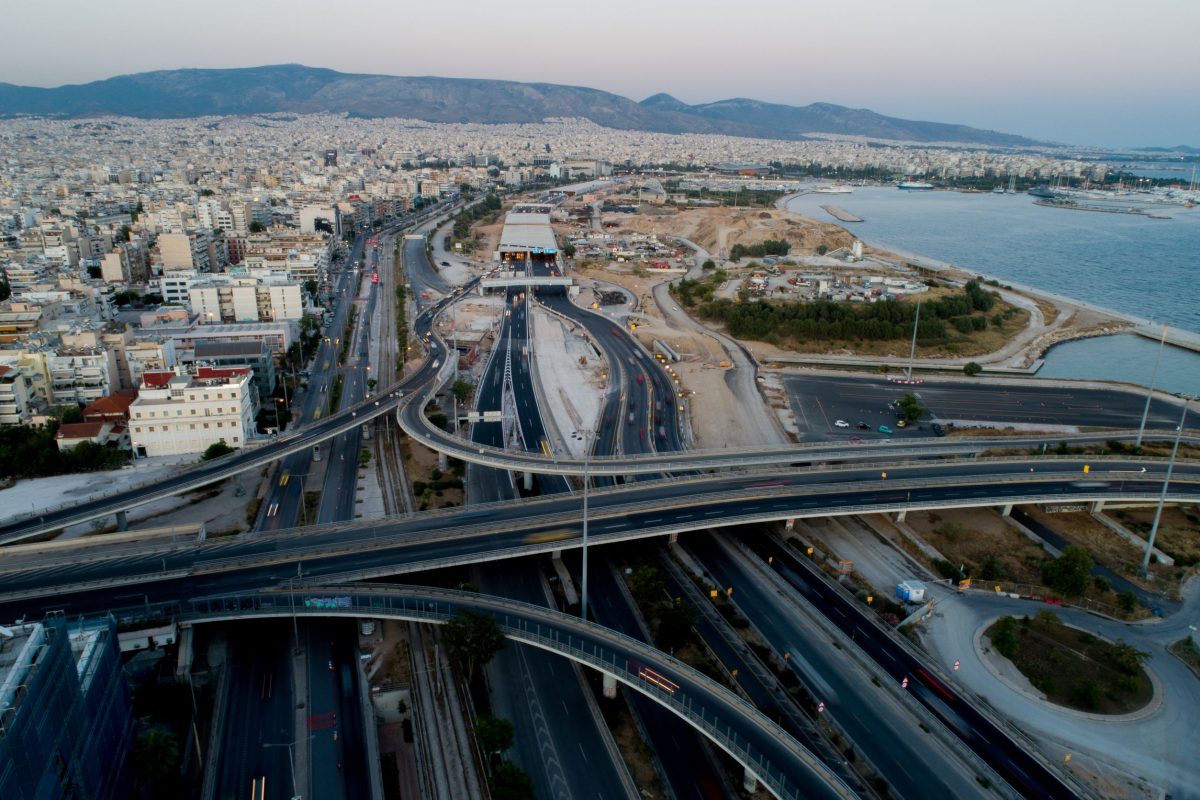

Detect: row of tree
690,281,999,345
729,239,790,262
0,413,128,479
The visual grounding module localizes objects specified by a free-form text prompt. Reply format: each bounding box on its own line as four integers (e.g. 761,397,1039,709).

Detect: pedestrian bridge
182,585,856,800
481,275,573,290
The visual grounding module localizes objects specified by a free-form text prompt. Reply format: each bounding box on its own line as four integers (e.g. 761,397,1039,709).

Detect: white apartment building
159,270,198,306
188,278,303,324
129,366,256,457
47,349,116,406
0,365,33,426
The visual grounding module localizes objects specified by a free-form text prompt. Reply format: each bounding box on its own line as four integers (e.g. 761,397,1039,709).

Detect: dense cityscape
1,14,1198,800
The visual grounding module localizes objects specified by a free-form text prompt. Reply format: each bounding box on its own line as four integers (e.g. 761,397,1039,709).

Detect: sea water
784,187,1200,392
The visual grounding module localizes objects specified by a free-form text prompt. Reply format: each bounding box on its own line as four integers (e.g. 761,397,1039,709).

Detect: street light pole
1136,324,1167,449
581,427,594,621
1140,398,1190,575
263,742,299,800
906,301,921,382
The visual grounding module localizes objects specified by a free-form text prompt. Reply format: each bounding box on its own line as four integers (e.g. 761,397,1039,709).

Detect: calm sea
784,186,1200,392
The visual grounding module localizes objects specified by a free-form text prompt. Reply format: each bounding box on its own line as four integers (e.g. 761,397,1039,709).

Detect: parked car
878,425,893,434
857,422,869,430
896,419,908,428
834,419,850,428
932,423,946,437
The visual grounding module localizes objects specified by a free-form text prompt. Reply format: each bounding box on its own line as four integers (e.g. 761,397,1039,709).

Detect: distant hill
0,64,1039,146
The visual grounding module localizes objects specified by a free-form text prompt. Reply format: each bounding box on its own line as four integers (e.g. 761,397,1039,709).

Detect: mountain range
0,64,1038,147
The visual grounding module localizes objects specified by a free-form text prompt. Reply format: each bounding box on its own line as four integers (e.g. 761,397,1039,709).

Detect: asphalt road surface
786,374,1182,441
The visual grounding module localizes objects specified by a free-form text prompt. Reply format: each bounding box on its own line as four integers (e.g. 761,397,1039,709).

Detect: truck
896,580,926,604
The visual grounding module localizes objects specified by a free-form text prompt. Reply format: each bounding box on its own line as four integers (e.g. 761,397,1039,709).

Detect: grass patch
986,612,1152,714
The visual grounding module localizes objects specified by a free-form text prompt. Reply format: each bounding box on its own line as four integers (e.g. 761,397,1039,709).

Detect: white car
834,419,850,428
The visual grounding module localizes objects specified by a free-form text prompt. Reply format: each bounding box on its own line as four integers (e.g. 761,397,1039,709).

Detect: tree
656,598,697,651
1041,545,1092,596
628,565,666,607
897,393,925,423
248,220,266,233
963,362,982,377
474,715,515,760
562,243,576,258
489,760,535,800
58,405,84,424
1106,640,1149,675
1117,590,1139,614
304,279,319,296
441,609,505,681
131,727,181,794
989,615,1019,657
451,378,472,403
702,259,716,270
201,439,235,461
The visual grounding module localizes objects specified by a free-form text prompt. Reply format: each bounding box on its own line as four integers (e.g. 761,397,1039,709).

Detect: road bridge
181,584,858,800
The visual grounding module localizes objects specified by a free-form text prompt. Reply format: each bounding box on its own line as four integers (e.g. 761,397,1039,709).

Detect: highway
786,374,1185,441
185,585,860,800
3,458,1198,617
742,532,1085,800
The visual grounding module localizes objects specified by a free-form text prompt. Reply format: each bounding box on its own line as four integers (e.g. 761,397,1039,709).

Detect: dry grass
905,508,1047,584
1113,506,1200,567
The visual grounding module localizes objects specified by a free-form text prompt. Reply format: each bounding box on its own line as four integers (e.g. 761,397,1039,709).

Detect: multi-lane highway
4,454,1197,620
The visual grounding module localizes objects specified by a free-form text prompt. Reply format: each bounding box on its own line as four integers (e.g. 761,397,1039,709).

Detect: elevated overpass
2,459,1197,614
181,585,857,800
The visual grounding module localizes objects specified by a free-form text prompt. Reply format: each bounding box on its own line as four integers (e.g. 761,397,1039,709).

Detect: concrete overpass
181,584,858,800
2,459,1197,613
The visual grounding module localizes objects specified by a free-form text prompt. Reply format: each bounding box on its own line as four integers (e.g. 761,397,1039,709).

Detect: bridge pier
1092,500,1105,513
667,531,678,544
438,451,448,471
523,471,533,492
602,673,618,699
115,510,128,531
742,768,759,793
1000,503,1013,517
895,509,907,523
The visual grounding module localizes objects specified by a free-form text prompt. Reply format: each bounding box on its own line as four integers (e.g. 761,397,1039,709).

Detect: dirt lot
904,508,1048,585
1020,507,1175,590
402,434,463,510
1112,506,1200,567
605,206,854,257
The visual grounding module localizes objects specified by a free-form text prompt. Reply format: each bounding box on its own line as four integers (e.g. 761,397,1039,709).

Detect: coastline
775,190,1200,366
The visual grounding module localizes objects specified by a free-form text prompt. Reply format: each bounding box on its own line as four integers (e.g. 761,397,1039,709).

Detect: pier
821,204,863,223
1133,325,1200,355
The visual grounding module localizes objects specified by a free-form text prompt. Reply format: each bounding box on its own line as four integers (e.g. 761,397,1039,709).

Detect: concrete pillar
116,510,128,531
668,531,678,544
1092,500,1105,513
438,451,448,471
197,523,207,542
551,549,562,560
742,768,759,793
523,471,533,491
895,509,907,523
1000,503,1013,517
602,673,618,699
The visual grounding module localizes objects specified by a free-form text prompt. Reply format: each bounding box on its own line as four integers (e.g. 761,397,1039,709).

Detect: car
327,660,333,670
896,419,908,428
627,412,635,424
834,419,850,428
932,423,946,437
441,261,450,266
878,425,893,434
857,422,869,430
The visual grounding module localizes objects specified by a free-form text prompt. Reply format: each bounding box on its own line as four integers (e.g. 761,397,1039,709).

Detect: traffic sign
901,676,909,689
817,701,825,714
953,659,961,671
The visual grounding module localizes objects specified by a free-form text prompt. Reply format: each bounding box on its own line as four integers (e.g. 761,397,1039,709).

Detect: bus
371,272,379,285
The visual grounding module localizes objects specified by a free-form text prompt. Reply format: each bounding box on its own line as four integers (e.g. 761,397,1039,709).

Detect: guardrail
183,585,859,800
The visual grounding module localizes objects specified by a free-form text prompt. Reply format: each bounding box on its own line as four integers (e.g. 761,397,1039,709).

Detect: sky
3,0,1198,148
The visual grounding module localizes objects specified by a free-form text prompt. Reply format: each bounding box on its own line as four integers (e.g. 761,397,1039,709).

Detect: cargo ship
897,180,934,190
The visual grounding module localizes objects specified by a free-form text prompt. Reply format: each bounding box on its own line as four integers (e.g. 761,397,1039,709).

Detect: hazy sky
4,0,1198,147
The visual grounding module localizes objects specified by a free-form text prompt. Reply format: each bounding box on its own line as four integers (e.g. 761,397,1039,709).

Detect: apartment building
47,349,116,406
0,364,33,425
129,366,257,457
188,277,303,324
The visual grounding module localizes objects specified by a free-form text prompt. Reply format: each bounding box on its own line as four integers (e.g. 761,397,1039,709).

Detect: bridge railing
182,585,857,800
